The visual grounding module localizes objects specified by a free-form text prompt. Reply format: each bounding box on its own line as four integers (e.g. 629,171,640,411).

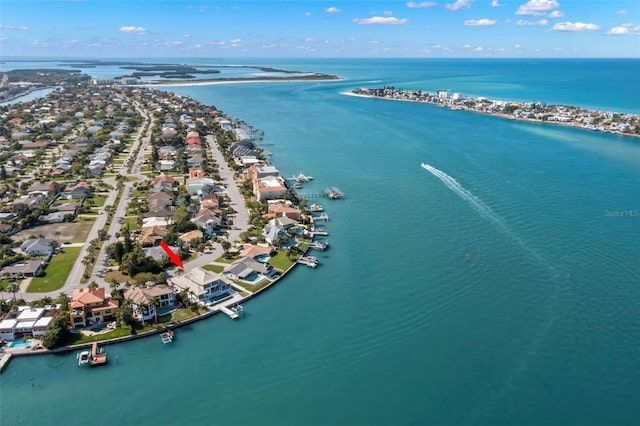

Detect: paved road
22,106,251,300
20,99,152,301
166,134,250,276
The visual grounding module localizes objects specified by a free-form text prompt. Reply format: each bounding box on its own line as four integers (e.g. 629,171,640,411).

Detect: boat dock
311,230,329,236
220,306,239,319
314,213,330,221
90,342,108,366
0,353,12,373
297,256,319,268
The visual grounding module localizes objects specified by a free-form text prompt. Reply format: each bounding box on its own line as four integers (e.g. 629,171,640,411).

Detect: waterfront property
70,287,119,328
123,284,177,322
169,267,233,304
351,87,640,137
0,306,57,341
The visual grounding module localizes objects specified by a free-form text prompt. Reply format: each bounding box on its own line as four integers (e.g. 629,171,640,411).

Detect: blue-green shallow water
1,59,639,426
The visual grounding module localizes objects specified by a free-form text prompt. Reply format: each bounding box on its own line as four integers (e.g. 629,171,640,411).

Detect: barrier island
350,87,640,138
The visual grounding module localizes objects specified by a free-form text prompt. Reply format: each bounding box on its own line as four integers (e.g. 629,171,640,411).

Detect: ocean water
1,59,639,426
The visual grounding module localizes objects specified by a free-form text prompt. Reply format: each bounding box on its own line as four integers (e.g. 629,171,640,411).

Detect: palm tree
7,282,19,302
150,296,161,323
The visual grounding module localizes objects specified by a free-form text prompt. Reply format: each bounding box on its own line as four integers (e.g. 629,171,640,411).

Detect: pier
0,353,12,373
220,306,239,319
314,213,330,221
89,342,108,366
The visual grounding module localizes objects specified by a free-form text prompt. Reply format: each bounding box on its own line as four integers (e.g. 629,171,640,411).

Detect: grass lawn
215,255,235,264
27,247,81,292
68,326,132,345
131,190,145,199
90,195,107,207
268,251,295,271
233,279,272,293
122,217,139,231
203,264,225,274
104,270,130,284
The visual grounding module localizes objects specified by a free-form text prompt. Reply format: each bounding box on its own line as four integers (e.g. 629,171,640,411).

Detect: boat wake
420,162,549,268
420,162,508,232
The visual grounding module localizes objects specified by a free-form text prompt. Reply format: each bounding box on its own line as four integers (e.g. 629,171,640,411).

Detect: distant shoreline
145,75,342,87
345,88,640,139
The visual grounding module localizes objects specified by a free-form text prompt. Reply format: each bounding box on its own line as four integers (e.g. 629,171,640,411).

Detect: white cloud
305,37,315,42
496,47,505,51
547,10,564,18
353,16,409,25
231,39,241,46
463,43,472,48
552,21,600,32
514,43,522,48
0,24,30,31
383,10,394,16
421,47,431,53
118,26,147,34
183,34,192,38
516,0,558,16
616,10,627,16
606,23,640,35
516,19,548,26
406,1,437,8
491,0,500,6
473,46,484,51
464,18,497,26
326,6,341,13
446,0,473,11
305,12,313,16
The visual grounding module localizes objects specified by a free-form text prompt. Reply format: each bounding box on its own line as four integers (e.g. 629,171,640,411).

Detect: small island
350,87,640,137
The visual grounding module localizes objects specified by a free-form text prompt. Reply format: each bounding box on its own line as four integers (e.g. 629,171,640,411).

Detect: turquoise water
8,340,31,349
1,59,639,426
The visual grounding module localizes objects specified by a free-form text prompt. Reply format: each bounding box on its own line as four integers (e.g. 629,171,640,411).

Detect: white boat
160,329,174,344
309,203,324,212
309,241,329,250
77,350,90,366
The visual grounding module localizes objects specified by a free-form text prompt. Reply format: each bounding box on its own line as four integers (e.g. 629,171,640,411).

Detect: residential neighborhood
0,76,327,357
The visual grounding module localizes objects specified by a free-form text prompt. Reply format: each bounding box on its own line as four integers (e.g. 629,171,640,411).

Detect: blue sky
1,0,639,57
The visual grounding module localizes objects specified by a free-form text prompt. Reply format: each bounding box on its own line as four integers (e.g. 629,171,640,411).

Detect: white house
123,284,176,322
0,306,55,341
169,267,232,304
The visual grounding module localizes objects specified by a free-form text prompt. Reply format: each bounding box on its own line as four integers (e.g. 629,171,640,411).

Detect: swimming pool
9,340,31,349
158,306,177,316
254,254,270,263
243,273,263,283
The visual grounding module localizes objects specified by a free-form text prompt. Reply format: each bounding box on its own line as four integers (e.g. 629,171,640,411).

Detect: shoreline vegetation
348,87,640,138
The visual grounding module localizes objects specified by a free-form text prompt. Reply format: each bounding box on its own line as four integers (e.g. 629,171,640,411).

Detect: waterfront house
70,287,119,328
266,203,301,219
123,284,176,322
262,218,288,246
223,257,275,282
254,176,288,202
0,306,56,341
169,267,232,304
239,244,274,260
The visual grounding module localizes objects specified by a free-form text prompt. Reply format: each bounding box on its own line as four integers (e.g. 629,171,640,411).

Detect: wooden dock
90,342,108,366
